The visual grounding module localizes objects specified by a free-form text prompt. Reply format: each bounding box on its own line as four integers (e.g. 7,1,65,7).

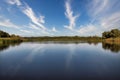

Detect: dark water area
0,42,120,80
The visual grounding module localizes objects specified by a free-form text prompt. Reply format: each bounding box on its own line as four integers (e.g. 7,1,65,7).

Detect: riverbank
0,38,26,44
0,37,120,44
25,36,102,43
104,38,120,44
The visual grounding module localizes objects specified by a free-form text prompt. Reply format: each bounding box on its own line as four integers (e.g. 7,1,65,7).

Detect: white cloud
28,23,50,35
78,24,99,36
5,0,120,36
21,4,46,30
0,17,20,29
29,23,41,30
20,29,31,33
0,16,38,36
39,15,45,24
88,0,109,17
6,0,50,35
78,0,120,36
64,0,79,30
100,12,120,30
52,27,57,32
6,0,21,6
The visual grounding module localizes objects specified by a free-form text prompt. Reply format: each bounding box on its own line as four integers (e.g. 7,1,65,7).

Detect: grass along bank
0,38,26,44
103,38,120,44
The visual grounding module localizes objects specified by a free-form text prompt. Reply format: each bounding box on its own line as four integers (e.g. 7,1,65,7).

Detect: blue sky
0,0,120,36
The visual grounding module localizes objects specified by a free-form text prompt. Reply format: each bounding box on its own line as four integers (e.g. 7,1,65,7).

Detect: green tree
0,30,10,37
111,29,120,38
102,29,120,38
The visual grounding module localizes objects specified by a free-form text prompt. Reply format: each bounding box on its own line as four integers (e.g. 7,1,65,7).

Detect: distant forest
0,29,120,39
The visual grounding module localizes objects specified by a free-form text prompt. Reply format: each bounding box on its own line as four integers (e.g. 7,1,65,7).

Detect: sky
0,0,120,37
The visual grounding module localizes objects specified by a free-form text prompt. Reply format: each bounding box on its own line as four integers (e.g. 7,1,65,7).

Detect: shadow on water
102,42,120,53
0,42,21,52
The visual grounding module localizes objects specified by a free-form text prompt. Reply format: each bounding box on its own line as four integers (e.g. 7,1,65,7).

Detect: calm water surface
0,42,120,80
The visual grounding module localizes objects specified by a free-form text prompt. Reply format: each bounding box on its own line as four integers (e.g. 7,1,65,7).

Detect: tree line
102,29,120,39
0,30,20,38
0,30,10,37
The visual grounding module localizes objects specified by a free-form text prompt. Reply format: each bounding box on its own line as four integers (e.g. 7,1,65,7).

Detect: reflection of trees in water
87,41,99,45
0,42,21,52
102,42,120,53
0,44,9,51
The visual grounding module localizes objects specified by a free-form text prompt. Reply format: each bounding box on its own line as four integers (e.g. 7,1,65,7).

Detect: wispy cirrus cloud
0,17,20,29
64,0,79,30
78,0,120,36
4,0,120,36
0,16,35,36
29,23,41,30
88,0,109,17
20,29,31,33
28,23,49,34
6,0,50,35
88,0,120,28
21,4,46,30
6,0,21,6
100,11,120,30
78,24,100,36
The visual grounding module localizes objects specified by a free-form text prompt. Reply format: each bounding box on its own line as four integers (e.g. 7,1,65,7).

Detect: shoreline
0,37,120,43
0,37,120,44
